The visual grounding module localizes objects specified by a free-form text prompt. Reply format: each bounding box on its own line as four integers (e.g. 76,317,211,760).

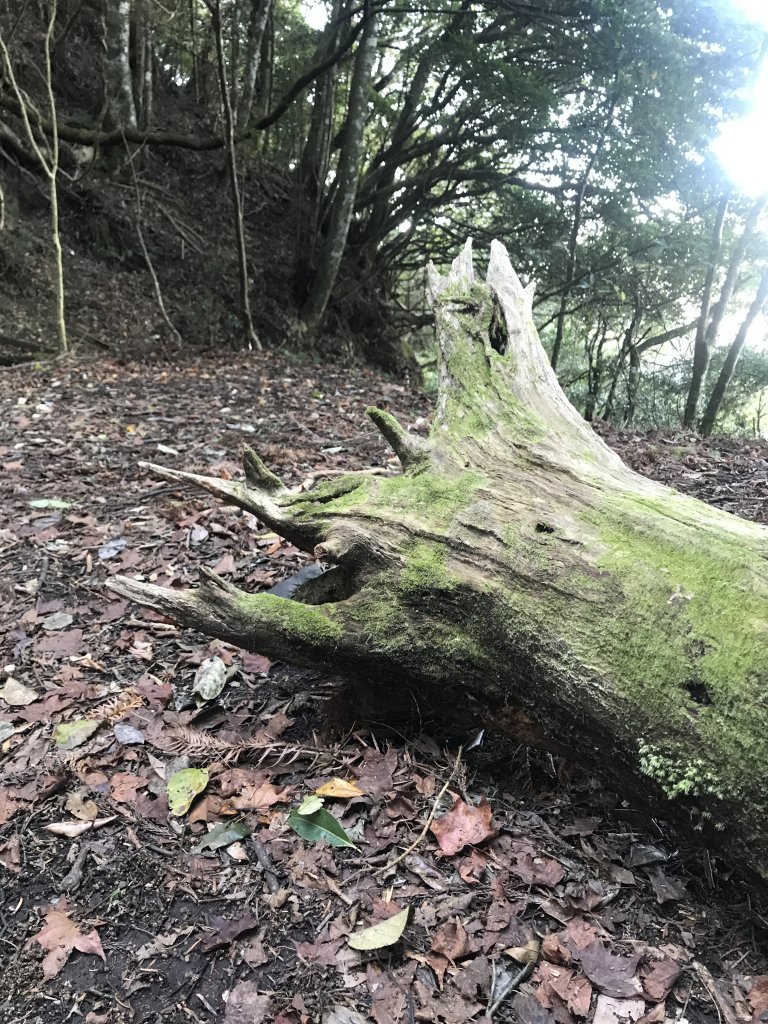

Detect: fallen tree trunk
109,240,768,879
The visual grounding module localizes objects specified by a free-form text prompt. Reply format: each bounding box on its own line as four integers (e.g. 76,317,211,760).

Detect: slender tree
235,0,274,130
700,266,768,436
0,0,68,353
300,4,379,332
207,0,261,350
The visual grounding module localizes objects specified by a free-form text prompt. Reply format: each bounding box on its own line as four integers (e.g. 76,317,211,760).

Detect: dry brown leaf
429,797,496,856
28,900,106,979
65,791,100,822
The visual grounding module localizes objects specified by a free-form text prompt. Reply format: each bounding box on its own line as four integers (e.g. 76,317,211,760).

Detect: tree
300,3,379,332
0,0,68,353
700,265,768,436
109,241,768,881
207,0,261,350
102,0,138,129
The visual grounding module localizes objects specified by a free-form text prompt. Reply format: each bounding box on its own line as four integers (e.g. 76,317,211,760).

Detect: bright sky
711,0,768,197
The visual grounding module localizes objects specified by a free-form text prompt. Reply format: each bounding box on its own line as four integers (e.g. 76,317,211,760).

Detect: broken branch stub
111,240,768,883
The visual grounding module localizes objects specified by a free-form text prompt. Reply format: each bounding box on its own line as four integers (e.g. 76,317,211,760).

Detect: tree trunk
294,0,344,302
109,240,768,882
699,265,768,437
300,7,378,332
210,0,261,351
683,194,729,428
102,0,137,130
235,0,273,130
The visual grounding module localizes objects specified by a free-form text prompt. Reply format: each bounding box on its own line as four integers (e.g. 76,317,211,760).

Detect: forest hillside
2,0,768,430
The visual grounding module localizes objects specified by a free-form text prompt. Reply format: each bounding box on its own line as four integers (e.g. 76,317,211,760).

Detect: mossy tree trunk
110,240,768,880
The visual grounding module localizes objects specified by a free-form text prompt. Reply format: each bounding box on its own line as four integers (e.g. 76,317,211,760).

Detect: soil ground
1,353,767,1024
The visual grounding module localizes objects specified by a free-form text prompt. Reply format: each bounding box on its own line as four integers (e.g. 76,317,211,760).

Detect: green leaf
347,907,410,950
296,794,324,815
288,807,357,848
28,498,72,509
192,820,251,852
53,719,100,750
167,768,209,816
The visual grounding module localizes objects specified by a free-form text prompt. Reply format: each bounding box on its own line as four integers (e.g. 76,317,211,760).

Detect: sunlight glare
711,1,768,196
712,59,768,198
301,0,328,31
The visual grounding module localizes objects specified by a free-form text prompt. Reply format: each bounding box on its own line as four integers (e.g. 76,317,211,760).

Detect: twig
693,961,738,1024
250,837,281,893
374,746,462,877
488,961,535,1016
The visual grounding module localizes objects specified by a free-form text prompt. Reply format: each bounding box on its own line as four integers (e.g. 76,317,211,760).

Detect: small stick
374,747,462,877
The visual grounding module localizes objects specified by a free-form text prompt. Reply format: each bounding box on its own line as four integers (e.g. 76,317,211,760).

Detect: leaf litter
0,354,767,1022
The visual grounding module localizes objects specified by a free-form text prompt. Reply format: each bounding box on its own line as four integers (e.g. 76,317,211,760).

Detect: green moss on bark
372,469,487,527
583,489,768,803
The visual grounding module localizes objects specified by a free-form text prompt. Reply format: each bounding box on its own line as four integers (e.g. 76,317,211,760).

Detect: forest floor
1,353,768,1024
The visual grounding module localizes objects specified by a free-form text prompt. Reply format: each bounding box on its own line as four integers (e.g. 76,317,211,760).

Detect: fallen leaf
224,981,274,1023
592,995,646,1024
53,719,100,750
348,907,409,951
288,806,357,848
28,901,106,979
193,656,227,701
315,778,365,799
44,816,117,837
3,678,40,706
430,797,496,856
167,768,209,816
201,911,259,951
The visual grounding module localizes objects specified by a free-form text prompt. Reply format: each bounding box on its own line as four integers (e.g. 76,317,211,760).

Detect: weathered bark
110,240,768,881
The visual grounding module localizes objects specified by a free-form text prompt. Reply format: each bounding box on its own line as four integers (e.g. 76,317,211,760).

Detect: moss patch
583,489,768,801
399,541,459,594
372,468,486,528
245,593,344,645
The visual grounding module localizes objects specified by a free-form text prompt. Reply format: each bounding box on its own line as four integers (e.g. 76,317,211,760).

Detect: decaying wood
109,240,768,880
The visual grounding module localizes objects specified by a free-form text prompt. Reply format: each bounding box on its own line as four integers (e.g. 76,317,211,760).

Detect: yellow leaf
315,778,365,799
347,907,409,951
167,768,209,816
504,938,540,964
